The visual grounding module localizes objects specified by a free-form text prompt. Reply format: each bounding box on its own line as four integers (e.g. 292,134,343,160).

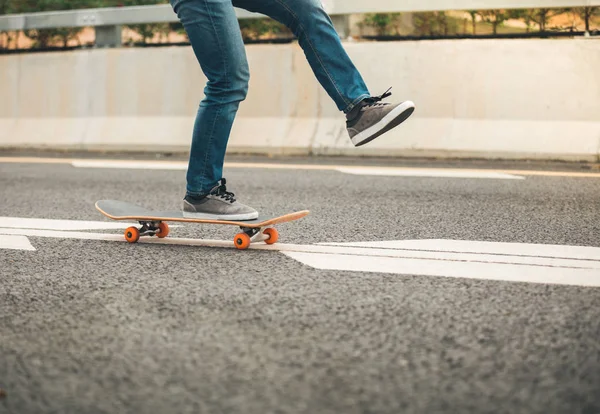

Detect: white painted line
71,160,187,170
335,167,524,179
0,217,140,231
278,243,600,269
319,239,600,261
286,239,600,287
1,157,599,178
0,227,258,249
70,160,327,171
69,160,524,180
282,252,600,287
2,227,597,269
0,235,35,251
287,247,600,268
1,227,598,287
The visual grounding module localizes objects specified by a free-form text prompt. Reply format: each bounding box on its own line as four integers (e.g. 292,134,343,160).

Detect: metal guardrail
0,5,263,31
1,0,599,47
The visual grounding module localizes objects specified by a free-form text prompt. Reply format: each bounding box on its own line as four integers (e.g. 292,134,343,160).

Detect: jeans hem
185,189,208,198
343,94,370,114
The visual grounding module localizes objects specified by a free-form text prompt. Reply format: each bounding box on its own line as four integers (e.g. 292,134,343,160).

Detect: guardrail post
95,25,122,48
331,15,351,39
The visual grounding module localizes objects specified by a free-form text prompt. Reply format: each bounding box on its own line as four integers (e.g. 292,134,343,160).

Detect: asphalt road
1,155,599,414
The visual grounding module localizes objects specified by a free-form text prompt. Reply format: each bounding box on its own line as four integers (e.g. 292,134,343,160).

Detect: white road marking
286,239,600,287
3,157,600,178
335,167,524,180
1,157,600,178
1,226,599,287
70,160,523,180
0,235,36,251
283,252,600,287
71,160,188,170
319,239,600,261
0,217,139,231
0,227,255,249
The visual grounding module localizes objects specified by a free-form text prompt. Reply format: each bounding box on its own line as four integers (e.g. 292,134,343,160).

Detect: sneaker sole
182,211,259,221
351,101,415,147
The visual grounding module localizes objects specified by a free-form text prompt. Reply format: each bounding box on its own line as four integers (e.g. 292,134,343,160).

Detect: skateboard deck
95,199,309,249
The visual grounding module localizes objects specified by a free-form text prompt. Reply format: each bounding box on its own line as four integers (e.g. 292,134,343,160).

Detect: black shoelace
212,178,236,203
362,87,393,109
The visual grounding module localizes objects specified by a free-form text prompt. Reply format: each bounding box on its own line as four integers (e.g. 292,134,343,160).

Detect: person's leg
170,0,247,196
233,0,415,146
233,0,368,113
170,0,257,219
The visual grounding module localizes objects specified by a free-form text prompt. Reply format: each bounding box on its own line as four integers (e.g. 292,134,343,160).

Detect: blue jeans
170,0,370,196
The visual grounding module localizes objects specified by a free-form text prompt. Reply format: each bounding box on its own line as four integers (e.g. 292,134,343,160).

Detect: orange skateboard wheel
234,233,251,250
124,226,140,243
263,228,279,245
157,222,169,238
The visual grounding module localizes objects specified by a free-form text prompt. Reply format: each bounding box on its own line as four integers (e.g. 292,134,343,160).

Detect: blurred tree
169,22,186,41
0,0,11,15
477,9,509,34
11,0,96,48
413,12,457,36
574,7,599,32
127,22,170,44
526,8,570,32
362,13,402,36
238,18,289,42
437,12,453,36
467,10,478,34
92,0,125,6
118,0,168,44
508,9,534,32
0,0,12,49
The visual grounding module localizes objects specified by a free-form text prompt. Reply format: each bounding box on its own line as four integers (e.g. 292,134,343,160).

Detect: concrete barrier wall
1,39,599,160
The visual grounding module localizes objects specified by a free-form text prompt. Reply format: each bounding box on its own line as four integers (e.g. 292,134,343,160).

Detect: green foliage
477,10,509,34
574,7,599,31
0,0,14,49
9,0,97,48
0,0,13,15
238,18,289,41
413,12,458,36
125,22,170,43
118,0,168,44
169,22,186,40
24,27,82,48
9,0,97,13
525,8,570,32
467,10,478,34
505,9,534,32
361,13,402,36
2,2,596,50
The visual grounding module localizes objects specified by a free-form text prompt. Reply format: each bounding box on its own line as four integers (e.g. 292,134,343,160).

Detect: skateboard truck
125,221,170,243
123,221,278,250
240,227,260,239
138,221,164,237
234,226,278,249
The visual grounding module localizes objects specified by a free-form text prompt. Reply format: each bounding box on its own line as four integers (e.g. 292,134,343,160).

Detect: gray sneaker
182,178,258,221
346,88,415,147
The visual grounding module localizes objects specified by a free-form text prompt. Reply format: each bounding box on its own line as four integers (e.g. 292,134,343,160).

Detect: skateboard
95,200,309,250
